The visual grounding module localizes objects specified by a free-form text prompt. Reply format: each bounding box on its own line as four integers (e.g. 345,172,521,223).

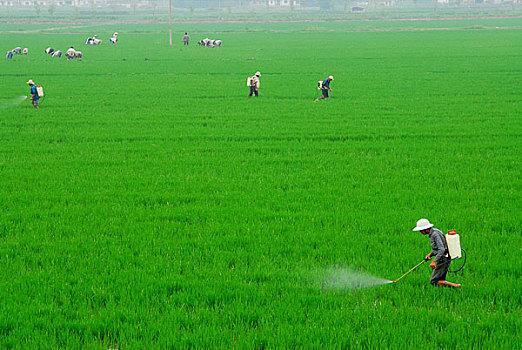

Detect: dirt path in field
0,24,93,34
1,16,521,34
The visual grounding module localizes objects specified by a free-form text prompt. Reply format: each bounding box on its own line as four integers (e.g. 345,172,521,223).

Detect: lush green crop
0,20,521,348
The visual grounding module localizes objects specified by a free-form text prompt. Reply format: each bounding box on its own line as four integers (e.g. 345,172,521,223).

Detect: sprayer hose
448,248,467,273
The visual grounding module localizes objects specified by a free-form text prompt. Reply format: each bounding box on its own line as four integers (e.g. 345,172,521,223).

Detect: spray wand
391,258,429,284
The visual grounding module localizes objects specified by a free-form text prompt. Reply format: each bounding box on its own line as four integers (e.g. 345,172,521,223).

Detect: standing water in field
316,266,392,291
0,96,28,109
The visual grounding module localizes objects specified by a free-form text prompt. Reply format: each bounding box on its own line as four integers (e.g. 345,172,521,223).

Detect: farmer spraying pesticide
314,75,333,102
247,72,261,97
413,219,461,288
26,79,43,109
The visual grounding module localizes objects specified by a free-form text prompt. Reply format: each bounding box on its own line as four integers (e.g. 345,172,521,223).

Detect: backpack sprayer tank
446,229,461,259
36,85,44,97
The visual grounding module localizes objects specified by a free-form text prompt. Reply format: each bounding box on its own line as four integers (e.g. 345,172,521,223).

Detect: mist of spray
317,266,393,291
0,96,28,109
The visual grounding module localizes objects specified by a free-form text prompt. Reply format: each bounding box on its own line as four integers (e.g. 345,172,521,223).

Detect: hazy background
1,0,521,22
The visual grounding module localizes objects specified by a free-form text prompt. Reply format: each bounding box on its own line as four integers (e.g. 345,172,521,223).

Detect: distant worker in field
45,47,55,55
26,79,40,109
247,72,261,98
314,75,333,102
66,46,75,60
23,48,28,55
6,50,13,60
52,50,62,58
86,35,102,45
110,32,118,44
183,32,190,46
413,219,461,289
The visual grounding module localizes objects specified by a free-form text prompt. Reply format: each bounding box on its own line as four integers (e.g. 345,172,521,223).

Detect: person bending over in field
26,79,40,109
110,32,118,44
66,47,75,60
314,75,333,102
247,72,261,97
413,219,461,288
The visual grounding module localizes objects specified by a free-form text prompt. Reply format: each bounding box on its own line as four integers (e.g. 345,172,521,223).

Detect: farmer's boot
437,280,461,288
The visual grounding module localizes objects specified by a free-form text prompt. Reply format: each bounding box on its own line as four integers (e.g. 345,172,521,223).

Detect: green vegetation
0,21,521,348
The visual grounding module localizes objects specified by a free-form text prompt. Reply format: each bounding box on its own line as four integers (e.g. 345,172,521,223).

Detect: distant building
352,6,365,12
376,0,396,6
268,0,300,7
70,0,90,6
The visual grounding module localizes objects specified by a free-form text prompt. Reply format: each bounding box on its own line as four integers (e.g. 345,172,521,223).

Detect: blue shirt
322,78,331,89
30,85,40,100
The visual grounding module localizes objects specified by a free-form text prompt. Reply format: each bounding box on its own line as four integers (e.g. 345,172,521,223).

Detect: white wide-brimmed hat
412,218,434,231
255,72,261,76
26,79,34,85
328,75,334,80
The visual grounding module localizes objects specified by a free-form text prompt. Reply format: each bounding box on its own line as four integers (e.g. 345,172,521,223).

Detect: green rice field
0,19,521,348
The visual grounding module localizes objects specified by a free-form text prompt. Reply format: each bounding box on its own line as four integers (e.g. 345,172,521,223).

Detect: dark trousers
430,256,450,285
322,89,329,98
248,86,258,97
